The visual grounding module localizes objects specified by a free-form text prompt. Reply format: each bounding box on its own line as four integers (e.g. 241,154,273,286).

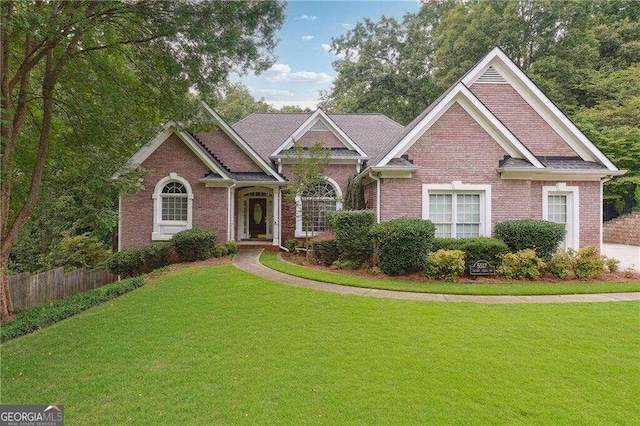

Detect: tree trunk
1,251,14,321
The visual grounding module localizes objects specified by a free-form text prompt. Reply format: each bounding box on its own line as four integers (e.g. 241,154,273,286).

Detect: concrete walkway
602,243,640,272
232,249,640,304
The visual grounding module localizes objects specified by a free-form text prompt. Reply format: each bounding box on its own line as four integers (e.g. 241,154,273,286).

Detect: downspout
117,195,122,252
369,172,381,223
227,183,237,242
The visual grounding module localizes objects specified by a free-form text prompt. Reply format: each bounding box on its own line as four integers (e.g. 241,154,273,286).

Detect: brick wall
120,133,229,249
196,129,262,172
603,213,640,246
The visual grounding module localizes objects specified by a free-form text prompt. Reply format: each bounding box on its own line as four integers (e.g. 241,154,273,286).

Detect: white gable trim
270,108,367,158
200,102,285,182
377,84,543,168
126,120,232,180
462,47,618,171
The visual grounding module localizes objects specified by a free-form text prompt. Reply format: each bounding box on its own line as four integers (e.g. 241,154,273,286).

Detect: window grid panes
301,182,337,233
548,194,567,248
429,192,481,238
161,182,188,221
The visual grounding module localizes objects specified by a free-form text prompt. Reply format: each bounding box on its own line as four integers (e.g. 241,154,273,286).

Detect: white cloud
342,23,352,30
302,35,314,41
263,63,332,84
268,100,318,110
321,44,332,53
253,88,294,99
299,15,317,20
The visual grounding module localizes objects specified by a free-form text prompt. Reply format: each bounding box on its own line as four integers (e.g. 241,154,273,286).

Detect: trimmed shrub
497,249,544,280
605,256,620,273
494,219,565,260
312,238,340,266
330,260,361,270
284,238,299,253
573,246,605,280
424,249,466,282
433,237,508,269
172,228,217,262
213,244,229,258
330,210,376,265
106,247,144,277
1,277,144,342
225,240,238,255
141,242,173,271
369,217,436,275
48,233,111,271
547,249,572,279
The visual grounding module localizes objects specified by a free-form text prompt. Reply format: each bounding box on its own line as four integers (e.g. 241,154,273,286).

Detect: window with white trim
543,183,579,249
423,183,491,238
161,181,188,221
296,178,342,236
152,173,193,240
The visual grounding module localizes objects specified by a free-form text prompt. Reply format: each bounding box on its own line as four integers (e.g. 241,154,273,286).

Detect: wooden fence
8,267,117,309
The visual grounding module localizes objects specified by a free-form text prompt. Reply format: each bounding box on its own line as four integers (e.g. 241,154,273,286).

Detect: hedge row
330,210,376,266
2,276,144,342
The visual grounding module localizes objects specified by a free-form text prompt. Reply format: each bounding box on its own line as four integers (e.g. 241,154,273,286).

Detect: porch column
273,187,280,246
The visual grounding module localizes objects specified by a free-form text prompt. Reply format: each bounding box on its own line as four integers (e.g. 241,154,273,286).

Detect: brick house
118,47,625,251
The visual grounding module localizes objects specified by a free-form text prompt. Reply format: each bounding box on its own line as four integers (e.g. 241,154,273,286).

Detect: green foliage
172,229,217,262
312,238,340,267
572,247,605,280
497,250,545,280
330,260,362,270
106,248,145,278
140,242,173,272
213,244,229,258
433,237,508,269
547,250,572,280
284,238,300,253
605,257,620,273
330,210,376,265
369,217,436,275
225,240,238,255
46,233,111,271
343,175,366,210
424,249,466,282
494,220,566,260
212,82,272,124
1,277,144,342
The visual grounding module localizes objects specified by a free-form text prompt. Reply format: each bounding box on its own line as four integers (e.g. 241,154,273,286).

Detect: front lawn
261,251,640,295
1,264,639,424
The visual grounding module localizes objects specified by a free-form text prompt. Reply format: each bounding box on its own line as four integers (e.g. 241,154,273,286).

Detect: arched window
153,173,193,240
297,178,342,235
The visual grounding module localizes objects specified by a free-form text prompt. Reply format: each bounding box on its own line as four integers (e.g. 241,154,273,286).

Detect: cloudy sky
234,0,419,110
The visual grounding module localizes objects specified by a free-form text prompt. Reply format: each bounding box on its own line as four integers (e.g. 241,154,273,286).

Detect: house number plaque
469,260,496,276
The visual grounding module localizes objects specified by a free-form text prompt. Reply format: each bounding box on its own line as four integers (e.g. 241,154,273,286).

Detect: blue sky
234,1,420,110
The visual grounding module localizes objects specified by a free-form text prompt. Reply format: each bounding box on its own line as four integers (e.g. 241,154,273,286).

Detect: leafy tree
0,0,285,320
212,82,272,124
279,105,313,113
344,175,366,210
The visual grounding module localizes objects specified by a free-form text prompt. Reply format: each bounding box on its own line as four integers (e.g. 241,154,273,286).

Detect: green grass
261,251,640,295
1,264,639,424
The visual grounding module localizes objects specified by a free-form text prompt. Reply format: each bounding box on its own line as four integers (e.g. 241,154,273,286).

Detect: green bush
573,246,605,280
225,240,238,255
494,219,565,260
141,242,173,271
369,217,436,275
433,237,508,270
497,249,544,280
48,233,112,271
547,249,572,279
1,277,144,342
330,260,362,270
106,247,144,277
213,244,229,258
424,249,466,282
605,257,620,273
284,238,299,253
312,238,340,266
330,210,376,265
172,228,217,262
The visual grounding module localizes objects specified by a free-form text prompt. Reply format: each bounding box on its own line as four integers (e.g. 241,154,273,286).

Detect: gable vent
476,66,507,84
310,120,330,131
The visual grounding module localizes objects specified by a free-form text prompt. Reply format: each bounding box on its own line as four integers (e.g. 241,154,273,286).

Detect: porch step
237,242,279,251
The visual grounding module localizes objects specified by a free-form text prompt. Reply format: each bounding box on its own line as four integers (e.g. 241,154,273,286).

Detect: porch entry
248,198,267,238
237,188,275,241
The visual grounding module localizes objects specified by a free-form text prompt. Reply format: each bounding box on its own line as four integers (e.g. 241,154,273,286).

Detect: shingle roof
498,156,609,171
274,147,363,159
231,112,403,162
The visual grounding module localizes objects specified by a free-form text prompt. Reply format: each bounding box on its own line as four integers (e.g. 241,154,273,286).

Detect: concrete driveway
602,244,640,272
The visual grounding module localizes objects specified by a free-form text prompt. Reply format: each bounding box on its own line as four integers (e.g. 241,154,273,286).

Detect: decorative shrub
424,249,466,282
433,237,508,269
1,276,144,342
106,247,144,277
225,240,238,255
494,219,565,260
141,242,173,271
312,238,340,266
605,257,620,273
330,210,376,265
330,260,361,270
49,233,112,271
284,238,299,253
497,249,544,280
369,217,436,275
213,244,229,258
172,228,217,262
573,246,605,280
547,249,572,280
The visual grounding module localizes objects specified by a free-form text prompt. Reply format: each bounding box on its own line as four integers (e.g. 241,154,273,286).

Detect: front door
248,198,267,238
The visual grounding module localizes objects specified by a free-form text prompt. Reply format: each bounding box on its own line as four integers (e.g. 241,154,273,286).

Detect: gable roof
461,47,618,170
